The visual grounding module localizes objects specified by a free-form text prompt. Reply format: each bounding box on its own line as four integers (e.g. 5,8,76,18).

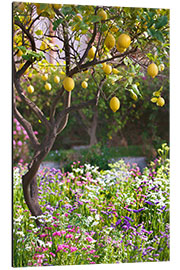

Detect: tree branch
13,61,52,132
13,86,40,150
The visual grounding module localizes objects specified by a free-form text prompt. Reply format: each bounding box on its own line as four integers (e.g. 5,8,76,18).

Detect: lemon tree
13,2,169,224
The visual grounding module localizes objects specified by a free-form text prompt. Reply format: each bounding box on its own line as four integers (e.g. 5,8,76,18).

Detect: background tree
13,2,169,225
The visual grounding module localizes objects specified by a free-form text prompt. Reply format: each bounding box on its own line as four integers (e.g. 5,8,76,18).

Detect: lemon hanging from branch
156,96,165,107
63,77,75,92
54,75,60,84
81,81,88,89
147,63,158,78
103,64,112,75
104,33,115,50
97,9,107,21
110,97,120,112
27,85,34,94
87,46,96,60
117,33,131,49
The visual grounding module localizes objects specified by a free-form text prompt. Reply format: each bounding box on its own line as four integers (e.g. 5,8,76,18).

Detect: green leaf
90,15,101,23
131,84,142,97
155,16,168,29
17,46,26,53
53,18,64,30
61,6,73,16
35,30,43,36
148,28,165,43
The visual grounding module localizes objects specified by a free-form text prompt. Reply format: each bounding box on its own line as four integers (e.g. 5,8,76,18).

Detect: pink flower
49,252,56,257
17,141,23,146
60,230,66,235
16,126,21,131
13,131,17,135
64,213,68,217
40,233,48,238
70,246,78,252
86,237,94,242
89,249,96,254
65,234,73,239
53,231,61,237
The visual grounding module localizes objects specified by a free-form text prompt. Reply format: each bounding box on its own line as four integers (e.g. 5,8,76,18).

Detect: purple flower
133,208,145,213
145,201,154,206
115,219,122,226
125,216,134,222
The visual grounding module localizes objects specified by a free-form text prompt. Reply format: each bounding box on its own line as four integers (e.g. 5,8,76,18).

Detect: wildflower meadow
13,144,170,267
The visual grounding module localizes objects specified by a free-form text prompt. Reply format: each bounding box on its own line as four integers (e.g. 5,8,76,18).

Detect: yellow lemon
147,63,158,78
117,33,131,49
102,62,107,68
156,96,165,107
17,50,23,57
104,33,115,50
54,75,60,83
42,74,48,81
103,64,112,75
63,77,75,92
112,68,119,74
45,82,52,91
87,46,96,60
28,73,33,78
111,25,119,33
81,81,88,88
97,9,107,20
110,97,120,112
116,43,127,53
27,85,34,94
159,63,165,72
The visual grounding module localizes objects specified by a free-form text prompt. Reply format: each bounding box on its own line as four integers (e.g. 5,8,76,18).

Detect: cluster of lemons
27,73,61,94
17,7,165,110
147,63,165,107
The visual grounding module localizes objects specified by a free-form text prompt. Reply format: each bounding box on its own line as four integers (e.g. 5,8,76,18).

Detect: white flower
95,214,100,220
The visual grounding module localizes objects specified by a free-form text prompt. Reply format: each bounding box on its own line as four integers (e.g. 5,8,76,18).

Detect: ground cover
13,145,170,267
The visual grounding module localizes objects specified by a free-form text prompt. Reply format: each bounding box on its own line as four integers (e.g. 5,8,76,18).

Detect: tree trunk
21,134,57,226
22,174,43,226
88,106,98,146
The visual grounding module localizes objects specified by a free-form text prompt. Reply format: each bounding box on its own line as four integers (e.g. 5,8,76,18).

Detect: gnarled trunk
22,134,57,226
22,173,43,226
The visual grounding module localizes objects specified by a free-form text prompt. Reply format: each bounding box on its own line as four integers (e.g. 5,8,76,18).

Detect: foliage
13,144,169,266
13,3,169,152
13,118,38,163
44,144,145,171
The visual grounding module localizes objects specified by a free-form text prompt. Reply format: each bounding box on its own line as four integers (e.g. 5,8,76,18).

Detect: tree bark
21,133,57,226
22,174,43,226
88,106,98,146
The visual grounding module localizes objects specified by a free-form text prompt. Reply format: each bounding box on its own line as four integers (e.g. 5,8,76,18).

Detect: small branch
13,88,40,150
50,87,65,123
13,62,52,132
56,91,72,134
